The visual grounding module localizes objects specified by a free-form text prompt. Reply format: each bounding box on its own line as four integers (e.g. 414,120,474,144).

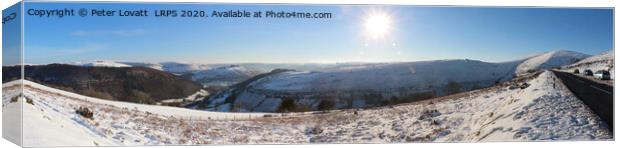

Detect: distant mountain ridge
515,50,590,74
15,50,592,111
189,64,261,87
2,64,203,104
191,50,591,112
73,61,259,87
71,61,211,74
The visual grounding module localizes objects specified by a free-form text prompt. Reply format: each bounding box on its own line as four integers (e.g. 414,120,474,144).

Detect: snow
466,71,611,141
71,61,210,74
204,50,594,112
254,59,517,93
72,60,131,68
70,61,253,87
2,81,22,145
121,62,164,71
573,50,613,65
160,89,209,104
2,70,610,146
16,80,272,120
191,65,258,87
193,65,248,78
21,96,117,146
159,62,209,74
290,71,611,142
200,59,521,112
516,50,590,75
564,50,614,79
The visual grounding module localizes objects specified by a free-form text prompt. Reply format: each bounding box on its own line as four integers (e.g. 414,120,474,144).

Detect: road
552,70,613,132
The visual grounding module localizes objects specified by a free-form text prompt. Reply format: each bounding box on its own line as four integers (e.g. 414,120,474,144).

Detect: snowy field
1,71,611,146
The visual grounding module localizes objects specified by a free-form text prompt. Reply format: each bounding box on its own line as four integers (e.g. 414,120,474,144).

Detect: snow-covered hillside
72,61,210,74
191,65,260,87
197,50,593,112
3,80,276,146
201,59,521,112
255,60,517,92
516,50,590,75
159,89,209,105
70,61,258,87
158,62,210,74
2,82,23,144
121,62,164,71
564,50,614,79
2,70,610,146
572,50,613,65
71,60,131,67
123,61,210,74
73,61,363,87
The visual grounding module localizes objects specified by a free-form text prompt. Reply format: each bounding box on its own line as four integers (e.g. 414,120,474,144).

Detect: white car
594,70,611,80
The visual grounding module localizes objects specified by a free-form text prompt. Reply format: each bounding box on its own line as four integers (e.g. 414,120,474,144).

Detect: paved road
552,70,613,132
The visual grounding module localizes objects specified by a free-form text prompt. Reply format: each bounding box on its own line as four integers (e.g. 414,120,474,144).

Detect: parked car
594,70,611,80
573,69,580,74
584,69,593,76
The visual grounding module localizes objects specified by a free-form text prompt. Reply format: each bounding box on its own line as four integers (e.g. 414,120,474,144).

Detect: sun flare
364,13,392,39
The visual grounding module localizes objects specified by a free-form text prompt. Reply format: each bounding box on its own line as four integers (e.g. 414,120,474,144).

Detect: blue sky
20,3,613,64
2,2,21,66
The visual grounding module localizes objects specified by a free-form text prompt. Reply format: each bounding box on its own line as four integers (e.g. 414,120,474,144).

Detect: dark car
594,70,611,80
573,69,580,74
584,69,593,76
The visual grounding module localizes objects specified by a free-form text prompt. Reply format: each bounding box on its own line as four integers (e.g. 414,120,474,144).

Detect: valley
2,70,611,146
1,49,614,146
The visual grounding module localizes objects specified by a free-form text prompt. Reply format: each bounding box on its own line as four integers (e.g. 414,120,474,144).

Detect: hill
2,70,610,146
2,64,203,104
564,50,614,79
194,50,591,112
515,50,590,74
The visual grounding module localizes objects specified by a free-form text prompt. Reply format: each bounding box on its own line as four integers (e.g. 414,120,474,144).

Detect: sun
364,13,392,39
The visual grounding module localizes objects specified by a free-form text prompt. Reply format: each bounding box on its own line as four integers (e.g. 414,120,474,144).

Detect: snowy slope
158,62,210,74
2,81,23,145
461,71,611,141
210,63,378,73
202,59,521,112
123,61,210,74
18,80,271,120
2,80,283,146
160,89,209,104
72,60,131,67
191,65,259,87
2,70,610,146
255,60,517,92
564,50,614,79
72,61,210,74
516,50,590,75
200,50,592,112
573,50,613,65
121,62,164,71
304,71,611,142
